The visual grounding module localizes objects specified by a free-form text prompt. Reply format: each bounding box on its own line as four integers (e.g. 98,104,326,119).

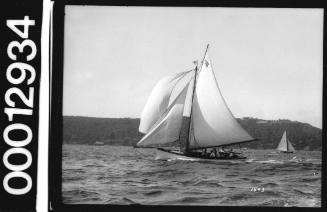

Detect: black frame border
50,0,326,211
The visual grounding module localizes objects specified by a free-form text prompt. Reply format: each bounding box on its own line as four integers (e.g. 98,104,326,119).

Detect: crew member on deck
209,149,215,158
220,147,227,158
201,148,207,157
214,148,218,158
216,148,221,158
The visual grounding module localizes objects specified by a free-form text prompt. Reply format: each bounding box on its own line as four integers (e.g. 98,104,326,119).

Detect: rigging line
168,69,195,108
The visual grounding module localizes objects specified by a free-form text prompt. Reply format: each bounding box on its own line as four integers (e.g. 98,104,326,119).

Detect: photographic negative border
0,0,43,211
50,0,326,211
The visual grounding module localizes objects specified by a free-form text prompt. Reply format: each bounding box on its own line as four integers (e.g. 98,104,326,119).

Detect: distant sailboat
135,45,257,160
276,131,295,153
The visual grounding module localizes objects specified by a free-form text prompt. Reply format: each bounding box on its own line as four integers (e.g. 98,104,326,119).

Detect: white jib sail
136,82,191,147
139,72,187,134
189,52,254,149
277,131,288,151
287,140,295,152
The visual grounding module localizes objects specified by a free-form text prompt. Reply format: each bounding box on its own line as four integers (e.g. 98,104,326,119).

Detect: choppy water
62,144,321,207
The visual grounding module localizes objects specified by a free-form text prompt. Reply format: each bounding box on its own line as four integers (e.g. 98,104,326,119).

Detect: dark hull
281,151,294,153
157,148,247,160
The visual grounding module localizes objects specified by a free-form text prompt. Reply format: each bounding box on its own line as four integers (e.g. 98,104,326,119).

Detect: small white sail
189,52,254,149
277,131,288,151
287,140,295,152
139,72,187,134
277,131,295,152
136,82,190,147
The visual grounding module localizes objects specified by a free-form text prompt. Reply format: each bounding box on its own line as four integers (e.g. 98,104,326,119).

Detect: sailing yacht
135,45,257,160
276,130,295,153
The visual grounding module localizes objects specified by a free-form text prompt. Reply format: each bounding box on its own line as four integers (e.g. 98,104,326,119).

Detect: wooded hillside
63,116,322,150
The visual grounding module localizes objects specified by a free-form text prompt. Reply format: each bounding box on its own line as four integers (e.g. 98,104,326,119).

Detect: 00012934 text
2,16,37,195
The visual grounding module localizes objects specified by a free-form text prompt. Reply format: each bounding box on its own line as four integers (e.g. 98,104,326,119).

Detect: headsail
136,81,191,147
139,72,188,134
287,139,295,152
188,50,255,149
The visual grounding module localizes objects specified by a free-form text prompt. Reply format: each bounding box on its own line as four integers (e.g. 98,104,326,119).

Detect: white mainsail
277,131,287,151
136,81,192,147
139,72,188,134
277,131,295,152
188,52,254,149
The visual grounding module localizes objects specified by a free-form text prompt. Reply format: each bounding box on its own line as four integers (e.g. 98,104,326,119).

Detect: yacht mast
184,44,209,152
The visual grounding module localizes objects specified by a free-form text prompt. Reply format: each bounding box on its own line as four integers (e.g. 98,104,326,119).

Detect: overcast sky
63,6,323,128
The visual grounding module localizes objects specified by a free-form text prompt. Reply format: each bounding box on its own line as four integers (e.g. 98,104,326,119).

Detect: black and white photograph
61,6,323,207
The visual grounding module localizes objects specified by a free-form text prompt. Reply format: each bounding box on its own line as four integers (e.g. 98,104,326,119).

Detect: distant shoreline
63,116,322,151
